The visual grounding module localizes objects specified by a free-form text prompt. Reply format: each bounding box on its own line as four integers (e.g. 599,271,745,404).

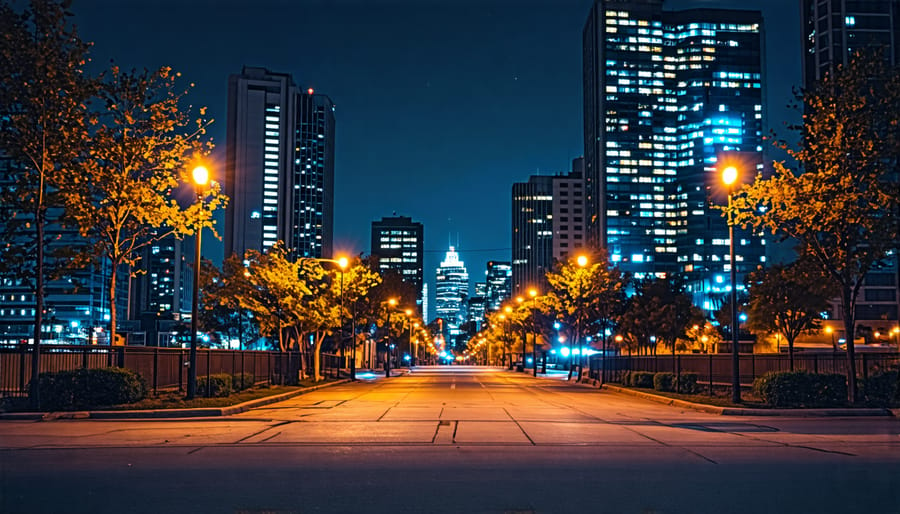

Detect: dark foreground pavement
2,366,898,513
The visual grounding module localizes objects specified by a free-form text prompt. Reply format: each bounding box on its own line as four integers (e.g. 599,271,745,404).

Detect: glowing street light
722,163,741,403
186,166,211,400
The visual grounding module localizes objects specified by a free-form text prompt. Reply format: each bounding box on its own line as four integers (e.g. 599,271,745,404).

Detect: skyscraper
435,246,469,334
225,66,335,261
466,282,487,331
802,0,899,89
552,161,586,262
484,261,512,312
512,176,554,296
583,1,766,311
371,215,425,312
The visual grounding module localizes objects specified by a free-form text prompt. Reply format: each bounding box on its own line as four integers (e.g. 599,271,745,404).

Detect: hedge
653,372,676,392
861,370,899,407
197,373,233,397
36,367,147,411
232,373,256,391
678,372,699,394
630,371,655,388
752,371,847,408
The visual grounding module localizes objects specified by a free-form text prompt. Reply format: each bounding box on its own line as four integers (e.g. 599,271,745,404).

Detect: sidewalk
530,370,896,417
0,378,352,421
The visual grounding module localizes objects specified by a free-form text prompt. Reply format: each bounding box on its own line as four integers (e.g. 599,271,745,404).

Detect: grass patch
621,385,766,409
0,377,341,412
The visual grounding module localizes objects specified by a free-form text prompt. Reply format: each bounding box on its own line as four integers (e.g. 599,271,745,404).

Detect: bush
197,373,233,397
36,367,147,411
861,370,899,407
753,371,847,408
630,371,655,388
678,372,699,394
232,373,256,391
618,371,631,385
653,372,676,392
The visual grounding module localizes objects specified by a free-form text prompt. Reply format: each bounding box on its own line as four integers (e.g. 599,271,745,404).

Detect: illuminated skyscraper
435,246,469,334
583,1,766,311
512,176,554,296
371,215,424,313
225,66,334,260
484,261,512,312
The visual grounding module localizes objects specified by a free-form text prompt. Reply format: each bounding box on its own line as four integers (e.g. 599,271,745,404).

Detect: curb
600,383,894,417
0,378,351,421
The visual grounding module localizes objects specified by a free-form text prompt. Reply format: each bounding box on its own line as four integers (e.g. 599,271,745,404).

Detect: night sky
69,0,800,306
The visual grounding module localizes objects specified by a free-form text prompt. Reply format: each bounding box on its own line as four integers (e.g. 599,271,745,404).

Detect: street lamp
575,254,588,381
186,165,209,400
516,296,525,371
723,164,741,404
825,326,835,350
405,308,413,367
529,288,539,377
384,298,397,377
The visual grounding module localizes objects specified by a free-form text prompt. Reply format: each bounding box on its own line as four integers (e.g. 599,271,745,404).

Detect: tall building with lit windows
371,215,425,313
435,246,469,334
583,0,766,311
225,66,335,261
484,261,512,312
802,0,899,89
512,176,554,296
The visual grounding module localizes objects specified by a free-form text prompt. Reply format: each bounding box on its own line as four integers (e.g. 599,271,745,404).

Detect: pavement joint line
233,421,290,444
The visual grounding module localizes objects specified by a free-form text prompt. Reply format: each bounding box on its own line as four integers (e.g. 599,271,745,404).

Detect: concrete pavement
1,366,898,513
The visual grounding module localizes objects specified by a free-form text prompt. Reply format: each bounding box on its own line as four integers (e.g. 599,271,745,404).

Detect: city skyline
66,0,803,294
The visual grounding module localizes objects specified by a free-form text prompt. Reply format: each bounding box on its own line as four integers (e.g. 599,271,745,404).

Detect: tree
545,250,626,380
728,51,900,402
745,258,833,370
63,65,226,344
240,244,308,353
0,0,93,405
198,256,259,349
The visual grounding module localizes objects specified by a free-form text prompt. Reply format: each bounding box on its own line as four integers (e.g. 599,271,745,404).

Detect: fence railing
0,345,347,397
587,352,900,389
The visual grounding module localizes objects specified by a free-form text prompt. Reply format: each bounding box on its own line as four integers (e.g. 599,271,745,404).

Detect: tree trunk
277,322,285,352
842,285,857,404
29,202,44,408
313,331,325,382
786,335,795,371
108,261,118,346
292,326,305,380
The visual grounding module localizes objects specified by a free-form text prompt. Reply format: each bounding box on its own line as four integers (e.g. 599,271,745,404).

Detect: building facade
583,0,766,311
484,261,512,312
435,246,469,335
225,66,335,261
512,176,554,297
371,215,425,313
802,0,899,88
552,164,587,262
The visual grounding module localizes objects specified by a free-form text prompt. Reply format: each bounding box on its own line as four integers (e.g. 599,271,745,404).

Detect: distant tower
225,66,335,260
371,215,425,313
484,261,512,312
435,246,469,334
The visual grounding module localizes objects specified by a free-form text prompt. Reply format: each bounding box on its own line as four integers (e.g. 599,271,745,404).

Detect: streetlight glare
192,165,209,186
576,255,588,267
722,165,738,186
337,256,349,269
528,288,537,298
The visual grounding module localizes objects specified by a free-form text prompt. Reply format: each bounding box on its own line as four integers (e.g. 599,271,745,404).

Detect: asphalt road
1,366,898,513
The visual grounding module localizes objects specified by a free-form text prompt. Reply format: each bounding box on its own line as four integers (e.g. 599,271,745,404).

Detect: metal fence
0,345,347,397
587,352,900,389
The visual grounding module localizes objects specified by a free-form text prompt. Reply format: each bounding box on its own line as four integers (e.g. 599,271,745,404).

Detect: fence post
708,352,713,395
814,354,819,374
153,346,159,393
675,355,681,393
179,349,184,392
18,344,27,394
862,354,868,398
205,348,211,398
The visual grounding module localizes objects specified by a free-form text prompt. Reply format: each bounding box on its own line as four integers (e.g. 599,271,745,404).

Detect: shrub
753,371,847,408
197,373,233,397
861,370,898,407
36,367,147,411
678,372,699,394
232,373,256,391
631,371,655,388
618,371,631,385
653,372,676,392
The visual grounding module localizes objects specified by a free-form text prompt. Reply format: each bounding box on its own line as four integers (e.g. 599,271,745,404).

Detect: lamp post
576,254,588,381
405,309,413,367
825,325,835,350
723,165,741,404
186,165,209,400
384,298,397,377
529,288,539,377
515,297,525,371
